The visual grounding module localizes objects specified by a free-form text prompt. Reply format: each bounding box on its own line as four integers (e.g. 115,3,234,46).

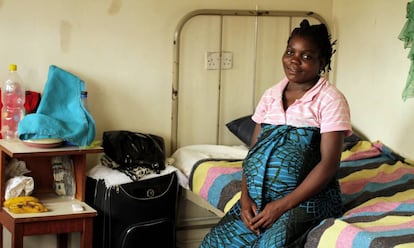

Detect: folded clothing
18,65,96,146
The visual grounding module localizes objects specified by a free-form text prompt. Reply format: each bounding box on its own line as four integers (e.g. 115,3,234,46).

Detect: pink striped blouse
252,77,352,136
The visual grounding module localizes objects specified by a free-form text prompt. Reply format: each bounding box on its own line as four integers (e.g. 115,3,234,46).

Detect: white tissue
5,176,34,200
5,158,33,200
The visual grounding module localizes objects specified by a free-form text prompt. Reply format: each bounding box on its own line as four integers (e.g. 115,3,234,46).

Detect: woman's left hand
250,198,288,231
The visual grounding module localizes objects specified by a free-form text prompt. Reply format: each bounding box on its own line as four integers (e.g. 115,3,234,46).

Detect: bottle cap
9,64,17,71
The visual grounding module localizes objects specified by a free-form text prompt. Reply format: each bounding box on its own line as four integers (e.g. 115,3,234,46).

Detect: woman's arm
239,123,261,233
240,173,259,233
250,123,261,148
250,131,344,230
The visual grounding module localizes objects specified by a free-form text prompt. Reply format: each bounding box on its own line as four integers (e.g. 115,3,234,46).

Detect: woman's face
282,35,323,85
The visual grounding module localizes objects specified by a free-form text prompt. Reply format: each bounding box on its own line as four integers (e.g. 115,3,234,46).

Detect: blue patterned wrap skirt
200,124,343,248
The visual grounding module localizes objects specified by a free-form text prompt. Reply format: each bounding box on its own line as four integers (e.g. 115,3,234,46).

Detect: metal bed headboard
171,9,329,152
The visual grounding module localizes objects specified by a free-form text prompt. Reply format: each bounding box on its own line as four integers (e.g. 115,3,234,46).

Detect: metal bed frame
170,9,328,152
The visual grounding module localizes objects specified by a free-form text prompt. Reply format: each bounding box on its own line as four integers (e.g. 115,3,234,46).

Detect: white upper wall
0,0,332,158
0,0,410,163
332,0,414,159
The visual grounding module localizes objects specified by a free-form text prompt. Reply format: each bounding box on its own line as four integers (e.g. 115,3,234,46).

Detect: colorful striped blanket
305,141,414,247
189,159,242,213
189,140,414,247
305,192,414,248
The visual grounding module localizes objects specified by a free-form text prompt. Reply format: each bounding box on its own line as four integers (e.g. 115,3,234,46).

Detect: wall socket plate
205,51,233,70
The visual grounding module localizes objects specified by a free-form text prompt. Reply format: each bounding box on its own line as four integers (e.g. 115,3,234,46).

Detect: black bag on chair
102,130,166,173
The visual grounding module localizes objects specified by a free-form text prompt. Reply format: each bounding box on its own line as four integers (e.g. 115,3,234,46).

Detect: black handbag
102,130,166,173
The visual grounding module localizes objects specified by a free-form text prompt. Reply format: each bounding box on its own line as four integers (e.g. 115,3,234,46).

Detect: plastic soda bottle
1,64,25,139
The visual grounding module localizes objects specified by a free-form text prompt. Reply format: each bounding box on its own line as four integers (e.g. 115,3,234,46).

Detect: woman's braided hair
288,19,336,73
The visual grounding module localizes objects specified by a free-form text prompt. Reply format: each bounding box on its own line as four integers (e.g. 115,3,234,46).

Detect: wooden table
0,140,103,248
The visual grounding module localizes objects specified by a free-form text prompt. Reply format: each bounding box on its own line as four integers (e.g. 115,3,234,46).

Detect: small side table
0,140,103,248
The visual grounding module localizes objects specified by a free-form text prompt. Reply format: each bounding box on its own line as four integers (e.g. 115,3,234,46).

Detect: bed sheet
171,144,248,189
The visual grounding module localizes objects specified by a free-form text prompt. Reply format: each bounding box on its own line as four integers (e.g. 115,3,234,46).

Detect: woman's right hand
240,192,259,234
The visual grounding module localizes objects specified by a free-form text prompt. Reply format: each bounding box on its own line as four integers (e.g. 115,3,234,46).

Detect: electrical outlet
205,51,233,70
221,52,233,69
205,52,221,70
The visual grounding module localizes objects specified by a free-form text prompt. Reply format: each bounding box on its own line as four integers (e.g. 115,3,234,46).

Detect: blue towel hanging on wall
18,65,96,146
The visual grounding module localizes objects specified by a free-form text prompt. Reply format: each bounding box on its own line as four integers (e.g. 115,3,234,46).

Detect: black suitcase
86,172,179,248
